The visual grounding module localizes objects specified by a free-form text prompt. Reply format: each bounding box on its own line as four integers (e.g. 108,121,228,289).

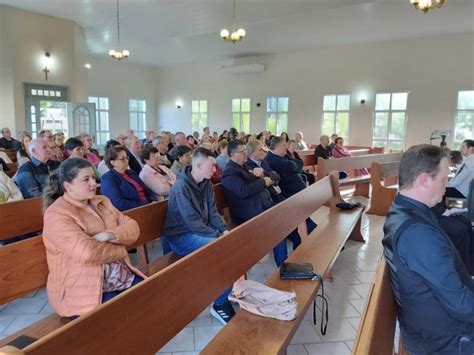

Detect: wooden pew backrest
366,161,399,216
21,174,346,355
0,198,43,241
353,257,399,355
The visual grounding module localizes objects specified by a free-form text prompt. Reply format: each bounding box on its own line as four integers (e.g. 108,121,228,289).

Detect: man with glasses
221,139,292,267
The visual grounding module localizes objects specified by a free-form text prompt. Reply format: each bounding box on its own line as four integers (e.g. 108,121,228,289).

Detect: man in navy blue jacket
222,140,293,267
264,136,317,234
163,148,234,325
383,145,474,354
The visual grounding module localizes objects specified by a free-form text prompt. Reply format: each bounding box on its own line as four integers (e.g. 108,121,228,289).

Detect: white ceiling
1,0,473,67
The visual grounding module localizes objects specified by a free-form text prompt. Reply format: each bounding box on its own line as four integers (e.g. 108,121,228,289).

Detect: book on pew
7,335,38,349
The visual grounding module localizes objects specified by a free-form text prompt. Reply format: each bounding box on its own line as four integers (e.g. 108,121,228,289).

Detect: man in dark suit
0,127,18,150
125,135,143,175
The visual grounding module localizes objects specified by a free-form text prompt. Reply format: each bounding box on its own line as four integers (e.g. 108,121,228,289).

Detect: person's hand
252,167,264,177
263,177,273,187
92,231,116,242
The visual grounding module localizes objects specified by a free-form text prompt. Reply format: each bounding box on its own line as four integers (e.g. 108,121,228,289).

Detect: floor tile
314,318,357,342
287,344,309,355
159,327,195,353
193,325,223,351
290,320,322,345
1,298,48,315
304,341,351,355
347,317,361,331
2,314,49,336
0,315,16,334
349,299,366,315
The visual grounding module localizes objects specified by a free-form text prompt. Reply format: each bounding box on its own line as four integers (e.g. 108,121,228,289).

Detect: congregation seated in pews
1,122,473,354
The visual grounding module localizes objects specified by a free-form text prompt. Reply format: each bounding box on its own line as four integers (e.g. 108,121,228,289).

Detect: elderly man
163,147,234,325
383,144,474,354
0,127,18,150
141,130,156,146
125,135,143,175
168,132,188,160
314,135,332,160
116,133,126,145
153,135,173,167
446,139,474,198
16,138,60,198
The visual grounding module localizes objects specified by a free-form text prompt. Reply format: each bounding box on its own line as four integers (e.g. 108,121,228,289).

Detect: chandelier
220,0,246,44
108,0,129,60
409,0,445,13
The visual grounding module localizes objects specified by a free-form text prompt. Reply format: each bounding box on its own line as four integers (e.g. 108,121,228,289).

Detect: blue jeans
163,232,232,307
273,218,318,267
102,275,143,303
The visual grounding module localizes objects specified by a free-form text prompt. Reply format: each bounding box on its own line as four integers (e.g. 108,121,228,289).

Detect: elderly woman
42,158,145,318
100,145,156,211
295,132,308,150
139,146,176,200
332,137,369,176
80,134,101,167
170,145,193,175
0,170,23,202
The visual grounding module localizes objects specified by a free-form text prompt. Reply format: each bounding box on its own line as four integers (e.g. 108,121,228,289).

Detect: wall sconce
360,99,366,104
176,100,183,109
42,52,52,80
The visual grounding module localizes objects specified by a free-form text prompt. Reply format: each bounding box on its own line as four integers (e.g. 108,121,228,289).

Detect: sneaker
210,302,235,325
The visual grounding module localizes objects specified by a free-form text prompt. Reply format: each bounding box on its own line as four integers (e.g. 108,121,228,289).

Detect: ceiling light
109,0,129,60
220,0,246,44
409,0,445,13
84,63,91,69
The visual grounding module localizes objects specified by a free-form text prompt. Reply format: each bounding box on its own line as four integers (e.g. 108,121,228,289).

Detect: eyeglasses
234,149,247,154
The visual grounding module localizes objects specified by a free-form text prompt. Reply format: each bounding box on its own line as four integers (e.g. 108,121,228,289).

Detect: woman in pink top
139,146,176,200
332,137,369,176
80,133,101,167
42,158,146,317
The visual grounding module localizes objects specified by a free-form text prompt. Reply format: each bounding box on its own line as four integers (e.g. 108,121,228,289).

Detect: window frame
88,96,110,146
372,91,409,151
191,99,209,134
453,90,474,150
128,98,147,139
321,93,351,143
231,98,251,133
266,96,289,136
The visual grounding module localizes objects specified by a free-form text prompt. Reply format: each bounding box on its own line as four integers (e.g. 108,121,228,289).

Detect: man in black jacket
383,144,474,354
0,127,18,150
125,135,143,175
314,135,332,160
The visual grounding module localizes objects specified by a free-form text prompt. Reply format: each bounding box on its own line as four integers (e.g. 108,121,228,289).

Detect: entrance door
67,103,97,143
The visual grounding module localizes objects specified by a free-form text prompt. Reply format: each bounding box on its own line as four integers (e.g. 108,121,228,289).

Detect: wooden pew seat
202,199,365,354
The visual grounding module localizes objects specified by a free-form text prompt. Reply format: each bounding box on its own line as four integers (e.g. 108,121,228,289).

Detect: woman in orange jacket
42,158,146,318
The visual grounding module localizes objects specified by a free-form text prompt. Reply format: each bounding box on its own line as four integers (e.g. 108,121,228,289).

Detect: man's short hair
125,135,138,147
399,144,449,190
28,138,46,156
1,127,9,135
176,145,192,158
463,139,474,149
320,135,329,143
192,147,214,162
269,136,284,150
246,140,261,155
64,137,84,152
227,139,245,156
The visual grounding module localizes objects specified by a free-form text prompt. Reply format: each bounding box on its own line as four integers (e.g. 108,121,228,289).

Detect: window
88,96,110,145
373,92,409,150
453,91,474,149
266,97,288,135
129,99,147,139
232,98,251,133
321,94,350,142
191,100,208,133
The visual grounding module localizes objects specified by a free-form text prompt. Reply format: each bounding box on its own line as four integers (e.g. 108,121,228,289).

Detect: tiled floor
0,195,386,354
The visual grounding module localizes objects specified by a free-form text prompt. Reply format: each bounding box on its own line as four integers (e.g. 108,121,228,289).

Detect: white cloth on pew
229,279,297,321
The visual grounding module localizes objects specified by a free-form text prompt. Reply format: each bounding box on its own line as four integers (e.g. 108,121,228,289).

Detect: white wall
86,57,157,139
155,33,474,147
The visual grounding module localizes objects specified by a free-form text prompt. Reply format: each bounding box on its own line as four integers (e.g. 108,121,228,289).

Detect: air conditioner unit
220,63,265,74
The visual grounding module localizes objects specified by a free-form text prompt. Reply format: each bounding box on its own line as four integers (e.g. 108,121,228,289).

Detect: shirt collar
250,158,261,166
31,156,46,167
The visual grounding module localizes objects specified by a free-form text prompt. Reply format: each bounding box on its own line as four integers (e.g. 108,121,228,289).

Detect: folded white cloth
229,279,297,321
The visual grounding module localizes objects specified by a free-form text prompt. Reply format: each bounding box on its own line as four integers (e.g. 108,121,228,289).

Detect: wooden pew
366,161,399,216
0,198,43,242
316,152,402,197
4,148,17,162
4,174,364,354
0,185,230,348
5,170,17,178
353,257,407,355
